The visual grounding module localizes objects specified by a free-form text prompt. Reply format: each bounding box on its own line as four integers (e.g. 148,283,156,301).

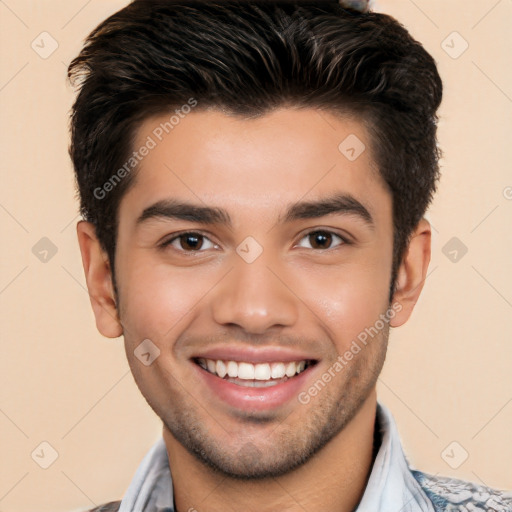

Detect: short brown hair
68,0,443,301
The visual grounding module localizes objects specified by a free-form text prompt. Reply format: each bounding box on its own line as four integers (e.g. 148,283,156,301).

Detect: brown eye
161,232,217,252
309,231,332,249
297,230,346,250
179,233,203,250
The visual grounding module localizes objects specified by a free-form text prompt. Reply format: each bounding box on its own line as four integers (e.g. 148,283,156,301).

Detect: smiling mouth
193,357,317,388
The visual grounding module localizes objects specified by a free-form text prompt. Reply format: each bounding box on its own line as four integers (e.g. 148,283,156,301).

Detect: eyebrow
135,192,375,230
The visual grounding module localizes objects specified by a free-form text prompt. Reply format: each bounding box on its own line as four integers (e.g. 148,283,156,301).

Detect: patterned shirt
83,403,512,512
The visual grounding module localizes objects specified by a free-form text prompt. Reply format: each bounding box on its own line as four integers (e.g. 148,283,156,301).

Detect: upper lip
191,346,319,364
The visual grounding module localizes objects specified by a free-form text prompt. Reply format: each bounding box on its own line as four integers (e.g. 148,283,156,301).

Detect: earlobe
389,218,432,328
76,221,123,338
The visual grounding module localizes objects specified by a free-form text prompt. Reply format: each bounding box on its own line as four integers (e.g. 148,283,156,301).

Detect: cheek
116,240,392,351
117,258,217,342
297,261,390,348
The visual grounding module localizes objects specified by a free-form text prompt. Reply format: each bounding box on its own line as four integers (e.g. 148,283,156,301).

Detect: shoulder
85,500,122,512
412,470,512,511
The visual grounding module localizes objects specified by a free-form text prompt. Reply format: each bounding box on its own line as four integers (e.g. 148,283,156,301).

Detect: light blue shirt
115,402,512,511
118,403,434,511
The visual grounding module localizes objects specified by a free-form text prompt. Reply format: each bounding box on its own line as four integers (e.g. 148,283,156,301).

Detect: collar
355,402,435,511
118,402,434,512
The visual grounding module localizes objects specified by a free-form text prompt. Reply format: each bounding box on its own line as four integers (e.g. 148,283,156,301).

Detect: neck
164,392,378,512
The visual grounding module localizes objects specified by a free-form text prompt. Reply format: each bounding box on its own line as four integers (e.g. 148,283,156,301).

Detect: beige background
0,1,511,511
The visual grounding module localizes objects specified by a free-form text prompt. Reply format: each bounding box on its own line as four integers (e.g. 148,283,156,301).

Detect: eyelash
158,229,351,254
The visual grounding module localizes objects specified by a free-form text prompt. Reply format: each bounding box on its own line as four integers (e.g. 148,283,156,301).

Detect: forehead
121,107,390,225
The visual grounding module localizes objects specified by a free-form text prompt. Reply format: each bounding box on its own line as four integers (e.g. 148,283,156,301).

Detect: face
111,108,397,478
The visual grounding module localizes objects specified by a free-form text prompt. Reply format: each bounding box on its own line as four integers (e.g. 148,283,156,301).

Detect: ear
389,218,431,328
76,221,123,338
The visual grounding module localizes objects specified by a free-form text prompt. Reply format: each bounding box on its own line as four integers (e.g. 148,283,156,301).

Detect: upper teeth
197,358,307,380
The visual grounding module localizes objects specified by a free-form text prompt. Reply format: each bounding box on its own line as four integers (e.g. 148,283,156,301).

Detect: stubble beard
151,324,389,480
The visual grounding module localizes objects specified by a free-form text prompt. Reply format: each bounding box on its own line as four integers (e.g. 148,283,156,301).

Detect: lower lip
192,362,316,411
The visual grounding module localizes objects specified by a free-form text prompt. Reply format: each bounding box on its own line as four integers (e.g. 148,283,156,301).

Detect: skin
77,108,431,512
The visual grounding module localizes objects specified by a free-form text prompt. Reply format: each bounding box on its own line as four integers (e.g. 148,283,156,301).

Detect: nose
210,252,299,334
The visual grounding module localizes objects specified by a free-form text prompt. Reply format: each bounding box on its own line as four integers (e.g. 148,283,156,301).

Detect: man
68,0,511,510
